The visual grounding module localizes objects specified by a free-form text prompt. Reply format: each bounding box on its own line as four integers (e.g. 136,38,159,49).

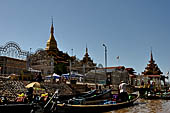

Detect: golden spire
45,17,58,51
51,17,54,34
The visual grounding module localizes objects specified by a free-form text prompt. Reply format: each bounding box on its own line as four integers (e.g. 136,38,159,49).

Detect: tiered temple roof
71,46,96,74
142,51,162,75
81,46,96,67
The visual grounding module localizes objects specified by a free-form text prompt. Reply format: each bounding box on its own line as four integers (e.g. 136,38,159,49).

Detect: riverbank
0,79,107,102
0,80,74,102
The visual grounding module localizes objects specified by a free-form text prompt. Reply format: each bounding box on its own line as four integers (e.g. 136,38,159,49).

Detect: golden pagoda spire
45,17,58,51
51,17,54,34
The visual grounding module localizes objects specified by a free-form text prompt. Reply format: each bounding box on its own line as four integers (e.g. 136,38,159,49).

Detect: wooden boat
85,89,112,101
144,92,170,100
79,89,97,98
54,92,139,113
58,89,97,103
66,89,112,105
0,103,34,113
0,96,39,113
161,92,170,100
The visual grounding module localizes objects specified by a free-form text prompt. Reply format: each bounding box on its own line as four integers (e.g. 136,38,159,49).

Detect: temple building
45,20,70,64
141,50,165,90
29,49,53,76
142,51,163,75
30,21,71,76
29,20,97,76
71,46,96,74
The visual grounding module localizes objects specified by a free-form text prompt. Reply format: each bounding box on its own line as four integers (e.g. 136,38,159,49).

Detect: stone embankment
0,79,73,102
0,80,27,101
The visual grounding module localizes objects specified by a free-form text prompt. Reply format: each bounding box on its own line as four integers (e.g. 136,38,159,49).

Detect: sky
0,0,170,74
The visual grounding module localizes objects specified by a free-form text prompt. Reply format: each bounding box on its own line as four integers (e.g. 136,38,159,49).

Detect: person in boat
26,87,34,103
141,80,144,86
40,93,49,103
151,82,157,94
16,92,27,103
118,81,129,102
0,96,8,104
33,94,40,103
144,80,150,95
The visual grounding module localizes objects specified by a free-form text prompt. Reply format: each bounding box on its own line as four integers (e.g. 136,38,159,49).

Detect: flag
116,56,119,59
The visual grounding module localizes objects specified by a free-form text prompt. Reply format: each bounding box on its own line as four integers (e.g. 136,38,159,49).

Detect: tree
54,63,67,75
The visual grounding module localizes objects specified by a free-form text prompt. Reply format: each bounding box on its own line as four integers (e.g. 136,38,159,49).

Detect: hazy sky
0,0,170,74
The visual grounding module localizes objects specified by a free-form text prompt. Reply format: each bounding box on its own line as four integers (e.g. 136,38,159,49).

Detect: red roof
125,68,134,71
146,75,161,78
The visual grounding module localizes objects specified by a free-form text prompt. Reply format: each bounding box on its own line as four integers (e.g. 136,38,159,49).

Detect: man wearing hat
118,81,129,102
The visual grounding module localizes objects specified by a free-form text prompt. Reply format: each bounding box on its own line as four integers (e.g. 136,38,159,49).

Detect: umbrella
25,82,41,88
53,73,60,79
45,75,52,79
45,73,61,79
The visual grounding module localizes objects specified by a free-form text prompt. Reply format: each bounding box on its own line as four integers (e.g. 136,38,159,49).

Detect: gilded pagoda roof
45,21,58,52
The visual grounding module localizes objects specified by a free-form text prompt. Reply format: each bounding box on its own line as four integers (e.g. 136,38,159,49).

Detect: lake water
105,98,170,113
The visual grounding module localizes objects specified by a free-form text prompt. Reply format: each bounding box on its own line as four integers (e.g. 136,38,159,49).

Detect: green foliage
54,63,68,75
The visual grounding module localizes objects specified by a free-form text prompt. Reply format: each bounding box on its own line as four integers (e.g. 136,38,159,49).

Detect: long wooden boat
85,89,112,101
58,89,97,103
79,89,97,98
144,92,170,100
0,90,97,113
67,89,112,105
54,92,139,113
161,93,170,100
0,103,34,113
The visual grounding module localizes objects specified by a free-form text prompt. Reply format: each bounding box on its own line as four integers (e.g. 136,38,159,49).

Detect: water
105,99,170,113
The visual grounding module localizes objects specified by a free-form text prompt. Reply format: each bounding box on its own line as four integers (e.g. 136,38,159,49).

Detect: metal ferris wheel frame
0,41,28,60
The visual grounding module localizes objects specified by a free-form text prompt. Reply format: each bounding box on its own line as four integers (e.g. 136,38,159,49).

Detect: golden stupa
45,20,58,52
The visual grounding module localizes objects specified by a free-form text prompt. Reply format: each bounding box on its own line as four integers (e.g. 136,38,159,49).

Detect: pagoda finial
84,44,89,63
51,16,54,34
86,44,88,54
52,16,53,25
150,47,153,61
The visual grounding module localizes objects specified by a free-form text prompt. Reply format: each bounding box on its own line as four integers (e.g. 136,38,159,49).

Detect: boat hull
55,92,139,113
0,104,34,113
56,102,134,113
